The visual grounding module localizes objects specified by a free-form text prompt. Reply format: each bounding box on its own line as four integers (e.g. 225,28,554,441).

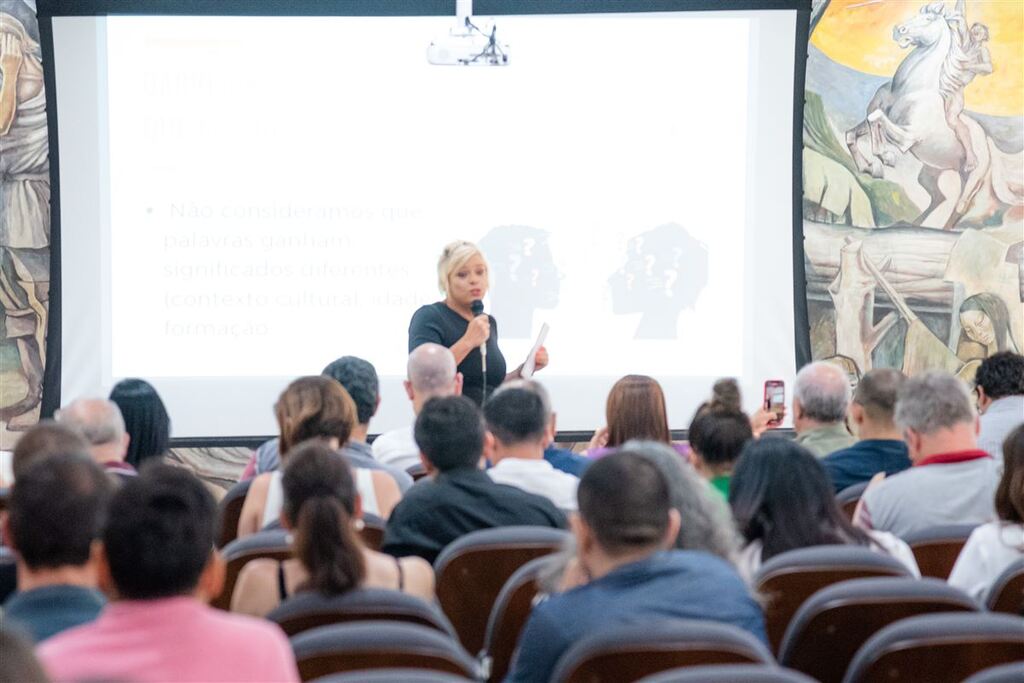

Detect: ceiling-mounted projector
427,17,509,66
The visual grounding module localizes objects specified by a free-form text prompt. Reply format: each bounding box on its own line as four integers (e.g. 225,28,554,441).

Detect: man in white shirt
973,352,1024,462
483,385,578,511
372,343,463,471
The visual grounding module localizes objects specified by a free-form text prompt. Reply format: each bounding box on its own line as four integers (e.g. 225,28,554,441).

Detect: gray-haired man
792,361,856,457
56,399,136,479
855,372,998,537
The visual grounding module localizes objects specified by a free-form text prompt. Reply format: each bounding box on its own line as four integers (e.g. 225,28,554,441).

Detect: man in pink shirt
39,465,299,683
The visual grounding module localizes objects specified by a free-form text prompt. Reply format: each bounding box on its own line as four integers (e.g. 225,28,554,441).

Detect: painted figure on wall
0,1,49,442
804,0,1022,383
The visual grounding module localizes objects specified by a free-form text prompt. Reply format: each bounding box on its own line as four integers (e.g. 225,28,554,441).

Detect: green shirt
710,475,731,500
795,423,856,458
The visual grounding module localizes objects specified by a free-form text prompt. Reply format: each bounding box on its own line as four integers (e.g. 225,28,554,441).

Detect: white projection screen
50,7,798,438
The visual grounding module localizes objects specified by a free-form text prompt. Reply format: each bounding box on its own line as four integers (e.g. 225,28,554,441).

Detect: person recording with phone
409,240,548,406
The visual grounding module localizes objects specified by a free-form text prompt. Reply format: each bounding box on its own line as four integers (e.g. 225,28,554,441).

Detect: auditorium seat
549,619,773,683
777,577,978,683
0,546,17,604
842,613,1024,683
290,621,478,681
213,528,291,610
963,662,1024,683
637,664,818,682
268,587,456,638
835,482,869,522
985,557,1024,615
433,526,568,654
310,669,473,683
753,545,911,654
359,513,386,551
216,478,253,548
902,523,977,579
480,555,555,682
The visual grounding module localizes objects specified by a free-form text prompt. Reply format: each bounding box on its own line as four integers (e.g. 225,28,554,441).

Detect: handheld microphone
470,299,488,398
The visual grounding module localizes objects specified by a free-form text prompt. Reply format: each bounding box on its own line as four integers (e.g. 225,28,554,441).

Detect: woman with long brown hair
586,375,684,458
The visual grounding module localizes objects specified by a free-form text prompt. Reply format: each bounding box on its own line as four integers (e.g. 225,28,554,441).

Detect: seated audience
38,465,299,683
2,454,112,641
586,374,684,457
373,343,463,471
11,420,90,481
381,396,566,563
730,437,919,582
948,424,1024,600
856,372,1000,536
483,386,579,510
506,452,765,683
109,378,171,469
792,361,856,457
973,352,1024,461
687,381,753,499
231,441,433,617
238,376,401,537
822,368,911,493
251,357,412,491
515,379,592,477
55,398,136,479
0,628,49,683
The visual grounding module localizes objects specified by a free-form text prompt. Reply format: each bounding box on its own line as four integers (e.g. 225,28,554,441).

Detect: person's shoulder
200,602,290,641
411,302,446,322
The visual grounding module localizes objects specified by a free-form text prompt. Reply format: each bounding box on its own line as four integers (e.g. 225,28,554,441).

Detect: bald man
792,361,856,457
372,343,463,471
55,399,136,478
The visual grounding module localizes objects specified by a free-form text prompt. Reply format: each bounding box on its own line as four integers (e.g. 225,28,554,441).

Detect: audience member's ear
848,402,865,427
0,512,14,550
570,516,595,572
453,372,464,396
482,431,496,464
96,542,119,599
975,386,991,414
197,550,226,605
664,509,682,549
546,413,558,447
792,398,804,421
403,380,415,402
418,452,437,477
904,428,923,460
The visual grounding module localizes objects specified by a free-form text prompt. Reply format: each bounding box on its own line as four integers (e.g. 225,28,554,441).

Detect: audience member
55,398,136,479
586,375,684,457
38,465,299,683
2,454,112,642
483,386,579,510
856,372,999,536
232,441,434,617
792,361,856,457
109,378,171,469
821,368,911,493
238,376,401,537
687,381,753,499
11,420,90,482
0,628,49,683
505,378,590,476
506,452,765,683
730,437,919,582
381,396,566,563
973,352,1024,461
252,357,412,491
948,424,1024,600
373,343,464,471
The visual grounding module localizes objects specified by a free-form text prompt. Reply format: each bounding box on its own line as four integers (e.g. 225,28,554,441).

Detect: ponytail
294,494,366,596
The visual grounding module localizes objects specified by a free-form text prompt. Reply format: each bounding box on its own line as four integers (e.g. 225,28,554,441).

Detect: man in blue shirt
822,369,911,493
3,452,112,642
506,451,765,682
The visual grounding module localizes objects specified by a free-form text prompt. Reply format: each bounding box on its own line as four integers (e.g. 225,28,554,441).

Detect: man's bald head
56,398,130,463
794,361,852,426
408,344,458,390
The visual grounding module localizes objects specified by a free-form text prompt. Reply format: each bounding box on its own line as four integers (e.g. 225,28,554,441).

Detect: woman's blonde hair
275,376,357,457
437,240,486,295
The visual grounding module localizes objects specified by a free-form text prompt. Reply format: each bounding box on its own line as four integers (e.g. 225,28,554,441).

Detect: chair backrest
269,587,456,638
0,546,17,604
835,482,869,522
637,664,818,683
550,619,773,683
310,669,473,683
963,662,1024,683
433,526,568,654
213,528,291,610
842,612,1024,683
754,545,911,654
985,557,1024,616
290,620,478,681
778,577,978,683
216,478,253,549
481,555,555,682
902,523,978,579
359,513,386,551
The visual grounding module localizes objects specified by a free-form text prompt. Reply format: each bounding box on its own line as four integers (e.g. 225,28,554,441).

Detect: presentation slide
53,11,797,437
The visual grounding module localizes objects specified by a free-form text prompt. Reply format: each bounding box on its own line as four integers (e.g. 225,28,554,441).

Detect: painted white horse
845,3,1019,230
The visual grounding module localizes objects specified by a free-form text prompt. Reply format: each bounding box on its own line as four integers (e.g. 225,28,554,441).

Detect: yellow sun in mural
812,0,1023,117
